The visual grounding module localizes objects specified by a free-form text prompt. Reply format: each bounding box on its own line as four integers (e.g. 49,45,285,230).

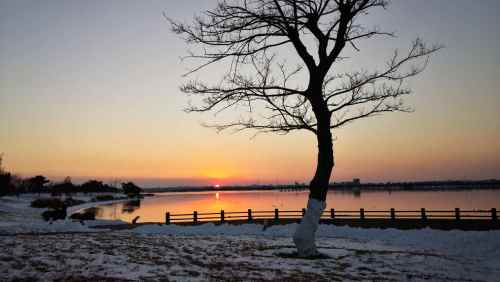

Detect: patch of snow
2,195,499,281
0,194,128,235
132,222,500,269
66,198,129,217
2,232,498,282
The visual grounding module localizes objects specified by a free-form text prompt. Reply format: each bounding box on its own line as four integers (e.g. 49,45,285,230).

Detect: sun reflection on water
95,190,500,223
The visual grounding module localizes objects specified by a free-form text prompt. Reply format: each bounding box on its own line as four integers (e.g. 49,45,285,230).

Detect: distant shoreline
147,179,500,193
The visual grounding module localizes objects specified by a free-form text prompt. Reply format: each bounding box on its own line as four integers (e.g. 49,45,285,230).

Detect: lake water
95,189,500,223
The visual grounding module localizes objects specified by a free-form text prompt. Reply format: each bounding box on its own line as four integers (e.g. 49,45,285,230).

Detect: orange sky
1,1,499,187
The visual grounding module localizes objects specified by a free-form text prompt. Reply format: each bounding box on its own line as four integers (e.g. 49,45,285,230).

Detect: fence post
421,208,427,220
221,210,225,223
248,209,252,222
455,208,460,220
193,211,198,224
390,208,395,220
165,212,170,225
274,208,279,221
302,208,306,216
331,208,335,219
492,208,497,221
360,208,365,220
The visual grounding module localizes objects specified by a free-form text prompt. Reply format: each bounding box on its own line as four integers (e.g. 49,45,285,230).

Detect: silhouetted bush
64,197,85,207
41,206,67,222
70,207,97,221
31,198,66,209
31,197,85,209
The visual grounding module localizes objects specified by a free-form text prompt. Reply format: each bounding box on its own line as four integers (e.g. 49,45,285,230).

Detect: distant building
353,178,360,185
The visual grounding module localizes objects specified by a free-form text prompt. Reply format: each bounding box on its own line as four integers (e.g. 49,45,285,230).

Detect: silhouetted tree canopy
0,159,121,196
0,154,4,174
80,180,104,192
81,180,119,193
0,155,19,196
170,0,441,135
0,173,12,197
24,175,50,194
122,182,142,197
51,177,75,194
0,155,9,196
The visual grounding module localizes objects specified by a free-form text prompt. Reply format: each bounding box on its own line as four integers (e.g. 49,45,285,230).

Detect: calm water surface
96,189,500,223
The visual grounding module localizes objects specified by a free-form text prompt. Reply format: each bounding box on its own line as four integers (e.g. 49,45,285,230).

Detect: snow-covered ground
2,228,499,281
0,194,128,234
1,195,499,281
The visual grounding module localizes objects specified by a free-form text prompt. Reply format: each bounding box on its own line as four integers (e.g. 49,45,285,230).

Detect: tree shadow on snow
275,251,331,260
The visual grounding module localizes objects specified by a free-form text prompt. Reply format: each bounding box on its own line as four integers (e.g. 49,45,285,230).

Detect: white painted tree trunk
293,198,326,257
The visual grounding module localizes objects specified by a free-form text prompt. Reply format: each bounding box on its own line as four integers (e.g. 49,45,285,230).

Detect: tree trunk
293,102,334,257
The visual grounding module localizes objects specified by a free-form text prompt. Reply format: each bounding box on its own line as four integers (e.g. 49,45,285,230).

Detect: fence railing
164,208,498,224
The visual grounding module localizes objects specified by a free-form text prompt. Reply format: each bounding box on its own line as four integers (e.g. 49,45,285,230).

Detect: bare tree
170,0,440,256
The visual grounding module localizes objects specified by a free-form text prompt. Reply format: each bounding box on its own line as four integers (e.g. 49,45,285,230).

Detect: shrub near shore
30,198,86,209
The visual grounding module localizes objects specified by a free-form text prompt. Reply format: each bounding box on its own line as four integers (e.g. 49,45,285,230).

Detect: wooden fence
164,208,498,225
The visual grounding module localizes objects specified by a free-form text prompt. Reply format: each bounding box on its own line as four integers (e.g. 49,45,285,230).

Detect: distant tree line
0,155,142,197
149,179,500,193
329,179,500,190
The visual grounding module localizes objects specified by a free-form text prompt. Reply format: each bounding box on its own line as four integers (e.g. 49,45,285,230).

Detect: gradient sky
1,0,499,187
